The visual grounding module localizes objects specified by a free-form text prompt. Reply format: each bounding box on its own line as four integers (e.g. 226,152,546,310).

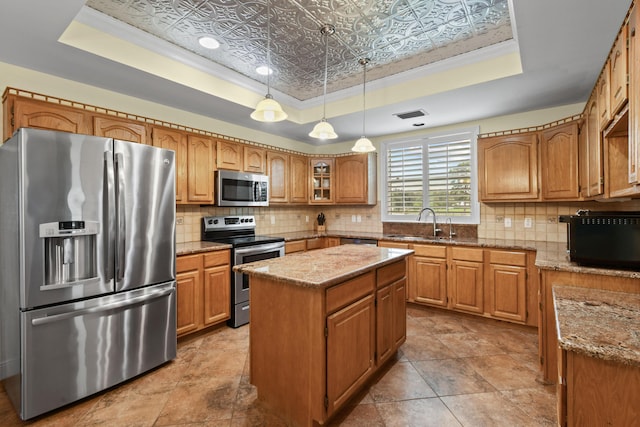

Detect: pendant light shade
310,24,337,140
251,0,287,122
352,57,375,153
309,119,338,139
251,94,288,122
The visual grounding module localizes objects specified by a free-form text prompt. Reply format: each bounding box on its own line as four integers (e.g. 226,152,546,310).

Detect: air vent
393,109,427,120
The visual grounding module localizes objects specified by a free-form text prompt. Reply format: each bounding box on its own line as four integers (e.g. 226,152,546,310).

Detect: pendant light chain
361,58,368,136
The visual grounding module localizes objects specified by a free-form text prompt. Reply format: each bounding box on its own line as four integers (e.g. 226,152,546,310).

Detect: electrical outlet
305,215,309,223
176,216,184,225
504,217,512,228
524,217,533,228
357,215,362,222
351,215,356,222
270,215,275,225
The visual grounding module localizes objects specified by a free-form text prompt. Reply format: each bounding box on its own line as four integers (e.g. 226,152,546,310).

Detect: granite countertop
176,241,231,256
181,230,640,279
553,285,640,367
233,244,413,289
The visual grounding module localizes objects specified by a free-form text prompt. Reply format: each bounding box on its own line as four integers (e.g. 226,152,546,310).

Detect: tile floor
0,305,557,426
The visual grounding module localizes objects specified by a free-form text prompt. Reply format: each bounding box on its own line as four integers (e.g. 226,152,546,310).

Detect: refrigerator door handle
105,151,116,281
30,287,175,326
115,152,126,282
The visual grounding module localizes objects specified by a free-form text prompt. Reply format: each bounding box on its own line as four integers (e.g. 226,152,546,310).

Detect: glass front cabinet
310,158,334,204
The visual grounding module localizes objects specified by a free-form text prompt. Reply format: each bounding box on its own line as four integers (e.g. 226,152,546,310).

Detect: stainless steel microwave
216,170,269,207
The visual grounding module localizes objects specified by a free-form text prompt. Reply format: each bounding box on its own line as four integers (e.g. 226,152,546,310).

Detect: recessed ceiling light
256,66,273,76
198,36,219,49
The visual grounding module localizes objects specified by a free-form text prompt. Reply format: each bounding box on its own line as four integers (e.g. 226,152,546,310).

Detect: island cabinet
176,250,230,337
241,247,410,426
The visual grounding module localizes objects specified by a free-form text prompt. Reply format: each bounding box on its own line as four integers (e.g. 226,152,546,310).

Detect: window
381,127,479,224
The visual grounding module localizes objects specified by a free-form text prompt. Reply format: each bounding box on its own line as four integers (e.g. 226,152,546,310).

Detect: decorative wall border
478,114,583,138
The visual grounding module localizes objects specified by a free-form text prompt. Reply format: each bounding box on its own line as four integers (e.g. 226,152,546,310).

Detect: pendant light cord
266,0,271,96
322,30,329,120
362,60,366,135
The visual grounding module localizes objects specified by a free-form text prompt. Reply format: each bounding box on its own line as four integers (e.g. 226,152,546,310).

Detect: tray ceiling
85,0,512,101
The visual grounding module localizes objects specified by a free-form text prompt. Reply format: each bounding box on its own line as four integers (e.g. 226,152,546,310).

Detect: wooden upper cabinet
584,96,604,197
335,154,375,204
267,151,289,203
540,121,580,200
152,127,187,203
244,146,266,173
216,140,242,171
187,135,214,204
478,133,539,201
93,116,147,144
629,5,640,184
610,24,629,117
597,64,611,130
289,154,308,204
8,97,89,138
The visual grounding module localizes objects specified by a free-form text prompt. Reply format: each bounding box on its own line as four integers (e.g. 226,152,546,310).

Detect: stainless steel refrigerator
0,128,177,420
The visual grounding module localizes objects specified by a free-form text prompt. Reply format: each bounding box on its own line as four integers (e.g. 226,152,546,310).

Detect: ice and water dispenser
39,221,98,286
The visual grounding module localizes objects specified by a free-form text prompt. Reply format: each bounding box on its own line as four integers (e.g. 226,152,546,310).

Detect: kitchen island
234,244,413,427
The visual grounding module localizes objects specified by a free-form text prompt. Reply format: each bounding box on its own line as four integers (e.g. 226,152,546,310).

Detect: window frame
380,126,480,225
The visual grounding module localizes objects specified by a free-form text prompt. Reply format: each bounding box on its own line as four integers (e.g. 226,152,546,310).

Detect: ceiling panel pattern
86,0,512,101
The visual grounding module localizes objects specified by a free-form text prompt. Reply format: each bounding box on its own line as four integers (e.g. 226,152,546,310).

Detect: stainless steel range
201,215,284,327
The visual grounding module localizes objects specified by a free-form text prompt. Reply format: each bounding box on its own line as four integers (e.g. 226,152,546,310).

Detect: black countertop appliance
559,210,640,269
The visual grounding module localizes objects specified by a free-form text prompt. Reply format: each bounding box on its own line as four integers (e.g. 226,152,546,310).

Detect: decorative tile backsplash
176,200,640,244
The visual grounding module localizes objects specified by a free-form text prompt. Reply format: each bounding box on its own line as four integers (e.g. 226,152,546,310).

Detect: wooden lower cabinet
326,292,375,413
249,259,407,426
408,244,534,325
449,247,484,314
558,349,640,426
411,244,447,307
176,250,230,337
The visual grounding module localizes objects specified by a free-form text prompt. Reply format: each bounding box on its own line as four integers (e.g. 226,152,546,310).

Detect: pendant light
251,0,287,122
309,24,337,140
352,57,376,153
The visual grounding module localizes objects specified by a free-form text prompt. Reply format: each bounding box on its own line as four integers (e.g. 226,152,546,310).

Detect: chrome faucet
446,217,456,239
417,207,441,237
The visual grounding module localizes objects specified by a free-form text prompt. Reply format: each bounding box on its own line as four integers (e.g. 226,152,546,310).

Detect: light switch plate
504,217,512,228
524,217,532,228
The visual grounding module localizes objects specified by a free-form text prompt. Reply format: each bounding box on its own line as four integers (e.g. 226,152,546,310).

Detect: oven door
233,242,284,304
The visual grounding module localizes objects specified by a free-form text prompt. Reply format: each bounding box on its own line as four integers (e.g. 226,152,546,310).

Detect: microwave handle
253,182,260,201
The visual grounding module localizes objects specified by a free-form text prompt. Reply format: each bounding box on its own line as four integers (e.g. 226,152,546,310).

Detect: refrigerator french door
0,128,177,420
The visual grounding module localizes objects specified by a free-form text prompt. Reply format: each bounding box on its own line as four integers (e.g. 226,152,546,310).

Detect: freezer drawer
16,282,176,420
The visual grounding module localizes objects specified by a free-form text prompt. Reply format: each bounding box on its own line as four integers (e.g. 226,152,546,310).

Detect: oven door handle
234,242,284,256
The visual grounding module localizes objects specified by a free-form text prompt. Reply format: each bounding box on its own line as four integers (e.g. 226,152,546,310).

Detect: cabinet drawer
377,260,405,288
451,247,484,262
488,250,526,266
177,254,202,273
285,240,306,254
306,238,323,250
378,241,410,249
413,244,446,258
204,250,229,268
326,272,375,314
